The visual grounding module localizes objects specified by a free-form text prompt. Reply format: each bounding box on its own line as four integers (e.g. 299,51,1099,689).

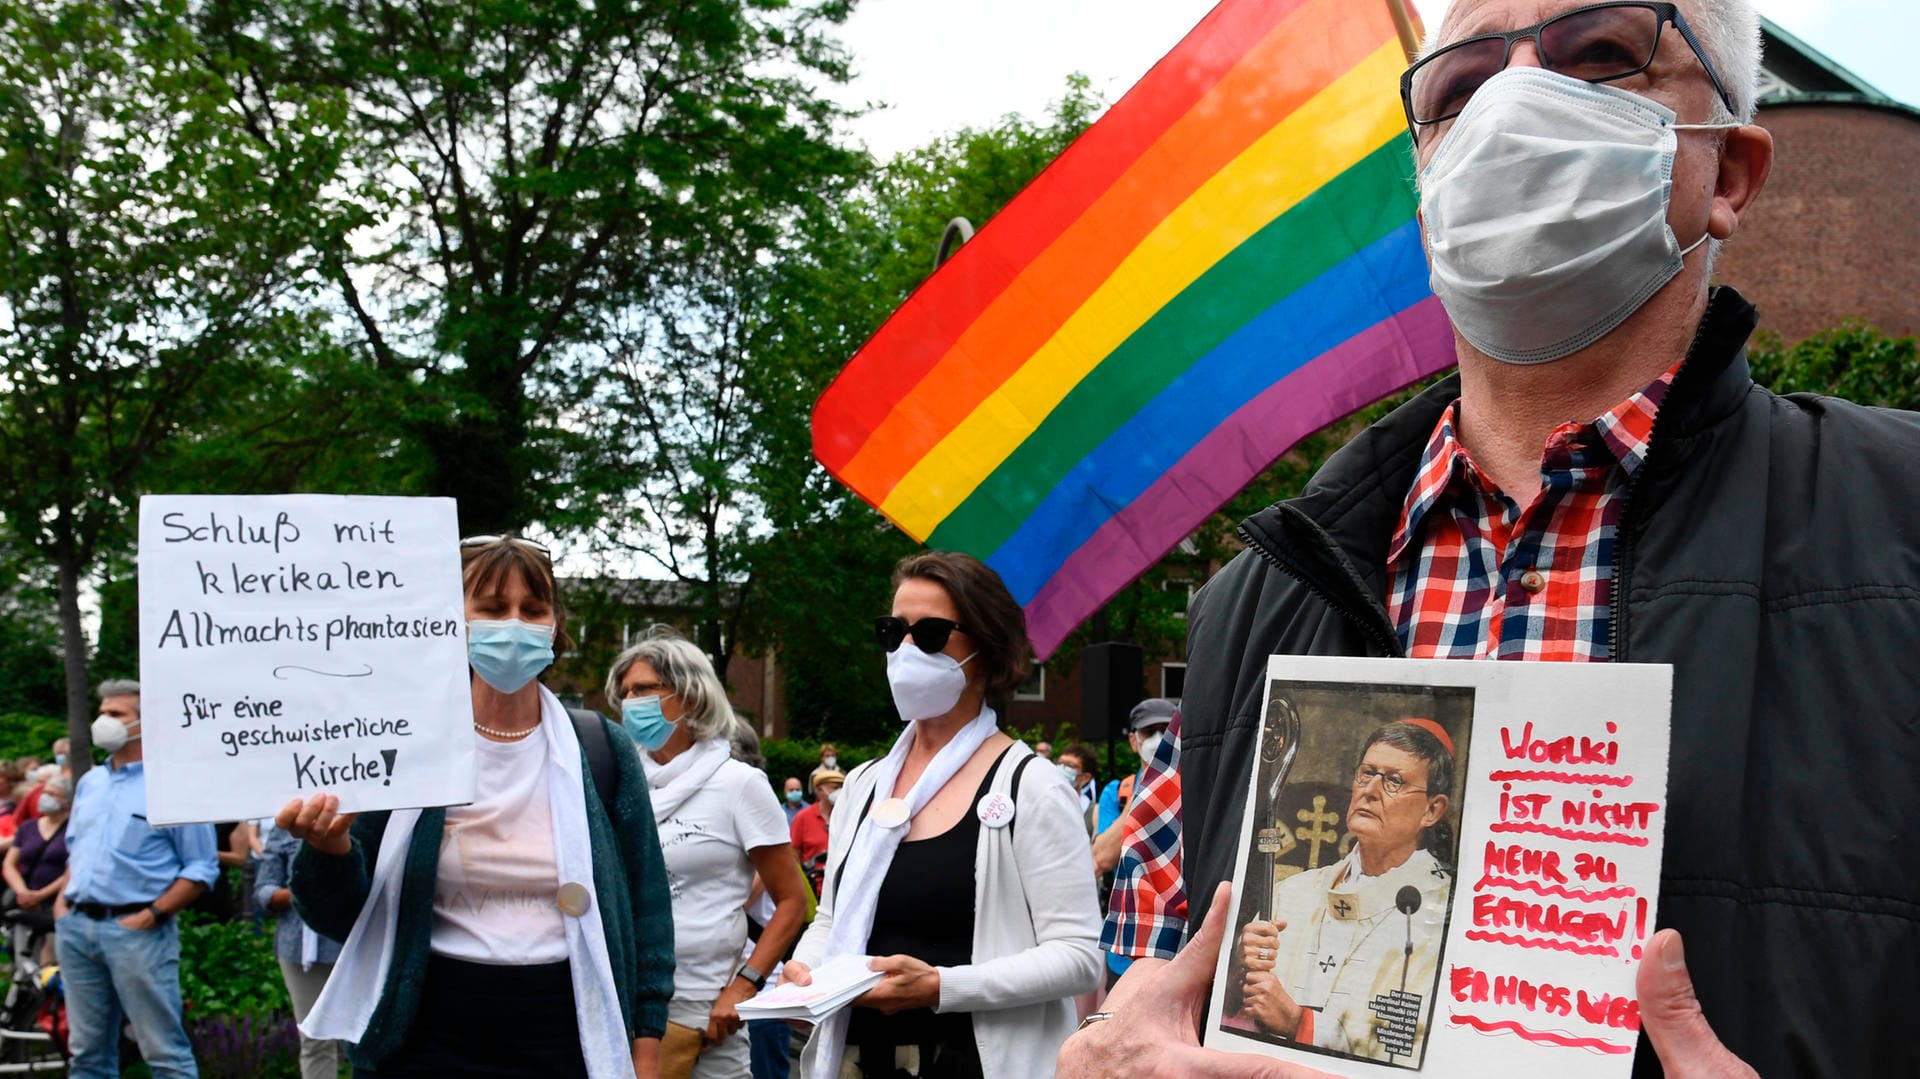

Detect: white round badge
871,797,912,829
976,793,1015,829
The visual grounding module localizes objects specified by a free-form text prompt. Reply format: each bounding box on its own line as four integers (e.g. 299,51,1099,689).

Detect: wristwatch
147,904,171,925
735,962,767,991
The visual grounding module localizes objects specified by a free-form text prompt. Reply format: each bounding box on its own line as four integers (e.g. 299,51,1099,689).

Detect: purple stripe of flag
1023,297,1456,655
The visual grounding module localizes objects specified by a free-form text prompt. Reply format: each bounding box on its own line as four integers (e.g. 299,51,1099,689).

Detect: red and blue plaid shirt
1101,366,1676,958
1099,711,1187,960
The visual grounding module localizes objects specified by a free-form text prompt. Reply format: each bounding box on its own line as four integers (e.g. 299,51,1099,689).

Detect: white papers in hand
735,955,885,1022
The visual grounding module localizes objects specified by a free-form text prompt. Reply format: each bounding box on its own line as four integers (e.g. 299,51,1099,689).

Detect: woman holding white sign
278,535,676,1079
784,551,1102,1079
604,626,808,1079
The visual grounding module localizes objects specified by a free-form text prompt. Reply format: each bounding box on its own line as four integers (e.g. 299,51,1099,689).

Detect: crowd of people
8,0,1918,1076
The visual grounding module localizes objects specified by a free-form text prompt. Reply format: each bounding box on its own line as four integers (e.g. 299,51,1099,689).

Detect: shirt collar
1387,362,1681,564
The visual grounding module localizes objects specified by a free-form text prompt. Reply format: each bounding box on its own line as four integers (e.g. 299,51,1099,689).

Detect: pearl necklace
473,720,537,741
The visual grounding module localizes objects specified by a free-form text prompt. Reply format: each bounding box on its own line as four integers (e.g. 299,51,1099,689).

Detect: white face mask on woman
1419,67,1736,364
885,646,975,723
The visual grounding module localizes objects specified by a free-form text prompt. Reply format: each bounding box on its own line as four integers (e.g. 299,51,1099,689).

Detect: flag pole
1385,0,1424,61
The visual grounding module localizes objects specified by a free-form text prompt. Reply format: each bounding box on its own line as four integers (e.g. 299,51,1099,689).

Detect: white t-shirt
656,757,790,999
431,733,569,964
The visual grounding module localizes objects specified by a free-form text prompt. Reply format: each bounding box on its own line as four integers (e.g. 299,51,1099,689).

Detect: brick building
1717,20,1920,343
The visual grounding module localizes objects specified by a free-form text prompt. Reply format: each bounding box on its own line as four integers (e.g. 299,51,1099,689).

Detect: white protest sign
1206,655,1671,1079
137,494,476,826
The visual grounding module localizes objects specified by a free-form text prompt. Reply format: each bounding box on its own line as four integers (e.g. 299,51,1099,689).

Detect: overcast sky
832,0,1919,161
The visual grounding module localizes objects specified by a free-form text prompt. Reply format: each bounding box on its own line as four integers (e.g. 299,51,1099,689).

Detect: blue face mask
785,790,803,804
621,695,678,752
467,619,556,694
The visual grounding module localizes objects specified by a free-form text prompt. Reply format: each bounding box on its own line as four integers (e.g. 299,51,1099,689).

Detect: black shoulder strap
1007,752,1038,837
568,707,618,823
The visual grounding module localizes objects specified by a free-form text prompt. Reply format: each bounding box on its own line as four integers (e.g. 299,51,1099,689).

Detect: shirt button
1519,569,1547,594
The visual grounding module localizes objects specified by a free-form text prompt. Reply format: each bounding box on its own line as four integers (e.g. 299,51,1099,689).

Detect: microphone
1396,886,1422,992
1390,885,1424,1065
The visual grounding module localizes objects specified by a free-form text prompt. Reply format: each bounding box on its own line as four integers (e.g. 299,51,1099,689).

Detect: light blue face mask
467,619,556,694
621,694,678,752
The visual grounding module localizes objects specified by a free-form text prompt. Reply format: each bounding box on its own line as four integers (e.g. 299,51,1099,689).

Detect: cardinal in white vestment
1239,719,1456,1064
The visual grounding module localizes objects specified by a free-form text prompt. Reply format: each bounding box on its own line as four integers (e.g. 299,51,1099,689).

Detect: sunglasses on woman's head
460,534,553,560
875,616,966,654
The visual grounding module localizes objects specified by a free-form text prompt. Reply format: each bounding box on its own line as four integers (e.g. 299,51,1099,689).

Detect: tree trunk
55,552,93,783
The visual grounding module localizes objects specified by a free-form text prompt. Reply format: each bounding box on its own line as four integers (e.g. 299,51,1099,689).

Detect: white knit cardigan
792,742,1104,1079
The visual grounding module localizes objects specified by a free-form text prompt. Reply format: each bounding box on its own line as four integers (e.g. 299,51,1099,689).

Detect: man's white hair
1422,0,1763,123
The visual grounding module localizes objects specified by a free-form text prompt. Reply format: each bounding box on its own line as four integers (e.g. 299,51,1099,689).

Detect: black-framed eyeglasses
1400,2,1735,136
460,534,553,560
875,616,967,654
1352,765,1430,798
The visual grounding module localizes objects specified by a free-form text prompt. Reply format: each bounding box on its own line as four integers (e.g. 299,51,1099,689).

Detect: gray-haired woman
607,626,809,1079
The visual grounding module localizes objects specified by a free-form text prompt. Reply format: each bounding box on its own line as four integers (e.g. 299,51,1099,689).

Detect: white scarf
300,687,633,1079
808,706,999,1079
641,736,733,823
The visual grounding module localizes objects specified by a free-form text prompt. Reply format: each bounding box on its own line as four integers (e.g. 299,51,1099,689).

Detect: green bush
177,908,290,1020
0,713,66,765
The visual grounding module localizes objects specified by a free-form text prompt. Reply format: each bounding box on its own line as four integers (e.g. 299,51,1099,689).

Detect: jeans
55,912,199,1079
748,1018,791,1079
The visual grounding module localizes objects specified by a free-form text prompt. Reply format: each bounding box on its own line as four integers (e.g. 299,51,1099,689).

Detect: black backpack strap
1007,752,1039,838
568,707,618,823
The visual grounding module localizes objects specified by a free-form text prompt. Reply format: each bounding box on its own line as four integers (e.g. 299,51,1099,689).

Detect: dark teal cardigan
291,717,674,1069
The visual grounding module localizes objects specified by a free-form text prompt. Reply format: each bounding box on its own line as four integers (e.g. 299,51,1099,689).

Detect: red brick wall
1717,104,1920,344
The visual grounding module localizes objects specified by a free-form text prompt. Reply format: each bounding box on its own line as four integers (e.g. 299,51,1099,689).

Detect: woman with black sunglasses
784,551,1102,1079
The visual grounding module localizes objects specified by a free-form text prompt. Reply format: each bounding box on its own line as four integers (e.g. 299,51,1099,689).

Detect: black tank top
845,748,1011,1064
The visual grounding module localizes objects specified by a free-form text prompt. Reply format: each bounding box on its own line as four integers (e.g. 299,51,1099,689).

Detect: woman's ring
1078,1011,1116,1031
1257,947,1272,961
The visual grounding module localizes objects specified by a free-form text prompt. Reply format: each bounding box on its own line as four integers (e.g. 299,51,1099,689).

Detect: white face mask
822,755,838,770
885,646,974,723
1138,732,1164,763
824,788,840,805
1419,68,1735,364
92,715,138,754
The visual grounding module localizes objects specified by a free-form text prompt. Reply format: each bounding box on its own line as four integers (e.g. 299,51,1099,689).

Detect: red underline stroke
1489,770,1634,786
1450,1013,1633,1053
1489,822,1651,846
1472,875,1638,902
1464,930,1620,956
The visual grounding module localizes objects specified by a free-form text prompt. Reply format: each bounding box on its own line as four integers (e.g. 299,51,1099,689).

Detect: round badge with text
976,793,1015,829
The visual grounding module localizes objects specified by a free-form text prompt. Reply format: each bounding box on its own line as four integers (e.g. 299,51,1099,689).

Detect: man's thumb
1636,930,1754,1078
1168,881,1235,991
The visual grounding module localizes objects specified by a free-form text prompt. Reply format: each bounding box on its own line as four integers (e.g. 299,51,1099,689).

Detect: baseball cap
1129,698,1177,732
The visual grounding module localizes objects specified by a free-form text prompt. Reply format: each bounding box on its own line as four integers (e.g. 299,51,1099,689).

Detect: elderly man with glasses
1060,2,1920,1077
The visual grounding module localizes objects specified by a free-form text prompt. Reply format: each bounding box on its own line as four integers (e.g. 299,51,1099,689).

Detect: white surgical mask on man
1419,67,1736,364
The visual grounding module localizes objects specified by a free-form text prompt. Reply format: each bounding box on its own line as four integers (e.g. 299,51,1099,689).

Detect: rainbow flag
811,0,1456,657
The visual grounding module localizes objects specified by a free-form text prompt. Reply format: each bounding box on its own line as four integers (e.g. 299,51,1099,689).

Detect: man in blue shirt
1096,699,1176,835
55,679,219,1079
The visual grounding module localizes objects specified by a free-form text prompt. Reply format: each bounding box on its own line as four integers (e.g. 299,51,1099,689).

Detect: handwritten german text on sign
137,495,475,826
1207,655,1671,1078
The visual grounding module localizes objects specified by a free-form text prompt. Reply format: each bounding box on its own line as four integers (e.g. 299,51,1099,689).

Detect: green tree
738,80,1103,743
0,0,350,758
208,0,865,537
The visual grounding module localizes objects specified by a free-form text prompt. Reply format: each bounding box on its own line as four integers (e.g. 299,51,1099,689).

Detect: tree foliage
1749,321,1920,411
206,0,865,536
737,80,1103,743
0,0,351,739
